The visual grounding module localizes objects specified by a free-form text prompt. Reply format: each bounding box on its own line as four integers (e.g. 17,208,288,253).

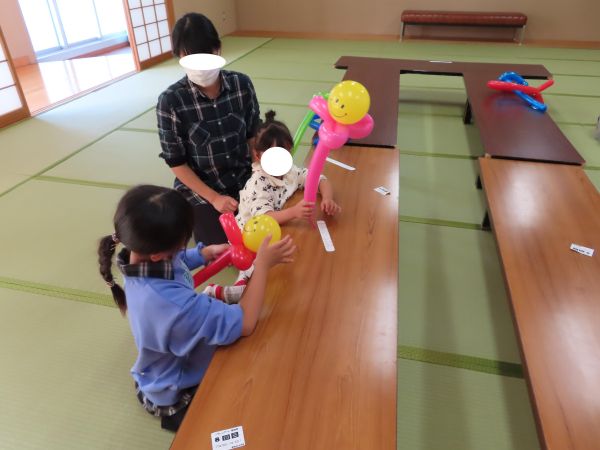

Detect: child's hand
254,235,295,269
291,199,315,220
201,244,230,262
321,198,341,216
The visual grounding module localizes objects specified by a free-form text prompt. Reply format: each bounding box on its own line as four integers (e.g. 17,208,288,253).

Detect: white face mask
187,68,220,87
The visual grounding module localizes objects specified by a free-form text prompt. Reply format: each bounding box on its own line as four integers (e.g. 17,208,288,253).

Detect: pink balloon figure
303,95,374,203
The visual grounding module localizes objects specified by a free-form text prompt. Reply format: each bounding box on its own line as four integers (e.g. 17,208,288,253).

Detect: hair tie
112,233,120,244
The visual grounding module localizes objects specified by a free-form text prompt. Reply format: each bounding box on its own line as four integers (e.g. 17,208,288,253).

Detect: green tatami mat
253,78,334,105
219,35,272,61
226,58,342,83
560,124,600,166
122,109,156,131
0,288,173,450
399,155,485,225
0,60,180,189
397,114,483,156
0,180,123,298
548,75,600,97
0,172,30,195
399,222,520,363
263,38,600,61
0,37,270,196
586,169,600,191
397,359,539,450
546,95,600,125
43,130,174,188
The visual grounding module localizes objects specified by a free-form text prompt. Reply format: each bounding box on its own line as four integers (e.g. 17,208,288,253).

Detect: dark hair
98,185,194,314
172,13,221,57
254,110,294,154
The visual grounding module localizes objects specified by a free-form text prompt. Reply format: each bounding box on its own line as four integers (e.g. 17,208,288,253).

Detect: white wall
173,0,237,36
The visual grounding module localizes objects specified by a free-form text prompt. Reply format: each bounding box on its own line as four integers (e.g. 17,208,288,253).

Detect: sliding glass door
18,0,127,56
0,27,30,127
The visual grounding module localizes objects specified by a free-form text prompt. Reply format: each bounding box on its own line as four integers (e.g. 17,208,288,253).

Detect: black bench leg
476,175,482,190
481,211,491,231
463,100,472,124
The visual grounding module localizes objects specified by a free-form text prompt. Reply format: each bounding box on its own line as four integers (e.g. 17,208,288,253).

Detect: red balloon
193,250,232,286
231,245,255,271
219,212,243,246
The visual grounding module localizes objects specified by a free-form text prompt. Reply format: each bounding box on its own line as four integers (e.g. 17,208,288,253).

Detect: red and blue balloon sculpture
487,71,554,112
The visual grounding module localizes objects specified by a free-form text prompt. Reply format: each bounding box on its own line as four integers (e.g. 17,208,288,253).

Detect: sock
203,284,246,304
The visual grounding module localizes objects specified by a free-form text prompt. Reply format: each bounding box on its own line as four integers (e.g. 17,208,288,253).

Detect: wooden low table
479,157,600,449
335,56,585,165
171,146,399,449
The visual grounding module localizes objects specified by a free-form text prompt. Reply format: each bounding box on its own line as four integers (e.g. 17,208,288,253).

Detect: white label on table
374,186,391,196
429,60,453,64
211,426,245,449
317,220,335,252
326,157,356,171
570,244,595,257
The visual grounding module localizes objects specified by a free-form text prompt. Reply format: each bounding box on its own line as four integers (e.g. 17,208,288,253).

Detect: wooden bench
479,157,600,449
401,10,528,44
171,146,398,450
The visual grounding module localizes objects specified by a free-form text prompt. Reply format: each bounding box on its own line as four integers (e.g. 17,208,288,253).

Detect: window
18,0,127,56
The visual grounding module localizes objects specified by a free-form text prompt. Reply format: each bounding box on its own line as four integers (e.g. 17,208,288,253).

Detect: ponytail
98,235,127,315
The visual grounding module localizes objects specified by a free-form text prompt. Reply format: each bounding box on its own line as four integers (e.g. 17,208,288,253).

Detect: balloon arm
303,141,331,203
193,250,232,287
309,96,332,123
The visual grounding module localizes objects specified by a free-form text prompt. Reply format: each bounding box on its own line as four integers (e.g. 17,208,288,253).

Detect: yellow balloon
242,214,281,252
327,80,370,125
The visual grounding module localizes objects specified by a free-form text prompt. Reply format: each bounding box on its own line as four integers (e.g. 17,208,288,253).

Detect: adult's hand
212,194,238,213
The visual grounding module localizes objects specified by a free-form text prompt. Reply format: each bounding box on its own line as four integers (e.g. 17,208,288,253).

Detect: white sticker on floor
570,244,594,257
211,425,245,449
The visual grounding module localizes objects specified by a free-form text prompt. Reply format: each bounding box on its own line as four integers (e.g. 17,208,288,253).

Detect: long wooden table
479,157,600,450
335,56,585,165
171,146,398,450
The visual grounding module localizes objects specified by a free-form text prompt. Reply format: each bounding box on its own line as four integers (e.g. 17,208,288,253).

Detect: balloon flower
303,81,374,203
193,213,281,287
487,71,554,112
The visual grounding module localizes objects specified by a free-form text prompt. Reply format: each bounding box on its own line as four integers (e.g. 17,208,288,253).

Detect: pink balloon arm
348,114,374,139
193,250,232,287
309,96,332,122
303,140,330,203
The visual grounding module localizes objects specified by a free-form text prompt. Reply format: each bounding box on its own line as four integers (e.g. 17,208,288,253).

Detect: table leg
463,100,472,124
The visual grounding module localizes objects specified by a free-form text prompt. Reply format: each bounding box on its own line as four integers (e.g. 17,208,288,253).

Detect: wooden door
0,26,30,128
123,0,175,71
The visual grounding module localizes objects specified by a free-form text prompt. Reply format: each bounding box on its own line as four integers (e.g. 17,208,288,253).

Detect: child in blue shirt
97,185,295,431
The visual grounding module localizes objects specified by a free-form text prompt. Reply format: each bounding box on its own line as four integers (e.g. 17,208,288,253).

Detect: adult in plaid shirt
157,13,260,244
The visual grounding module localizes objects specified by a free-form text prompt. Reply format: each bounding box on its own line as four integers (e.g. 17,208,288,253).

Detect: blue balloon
497,71,546,112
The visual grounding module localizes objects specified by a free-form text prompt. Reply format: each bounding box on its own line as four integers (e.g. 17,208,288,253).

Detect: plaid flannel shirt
157,70,260,206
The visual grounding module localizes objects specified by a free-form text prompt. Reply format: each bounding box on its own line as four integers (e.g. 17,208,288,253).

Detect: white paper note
211,426,245,449
374,186,391,196
317,220,335,252
326,157,356,171
570,244,594,257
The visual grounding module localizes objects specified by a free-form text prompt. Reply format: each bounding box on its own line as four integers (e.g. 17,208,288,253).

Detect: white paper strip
317,220,335,252
211,425,245,449
570,244,594,257
326,157,356,171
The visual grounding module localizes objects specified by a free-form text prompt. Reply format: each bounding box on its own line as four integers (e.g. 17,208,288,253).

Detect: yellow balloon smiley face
242,214,281,252
327,80,370,125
